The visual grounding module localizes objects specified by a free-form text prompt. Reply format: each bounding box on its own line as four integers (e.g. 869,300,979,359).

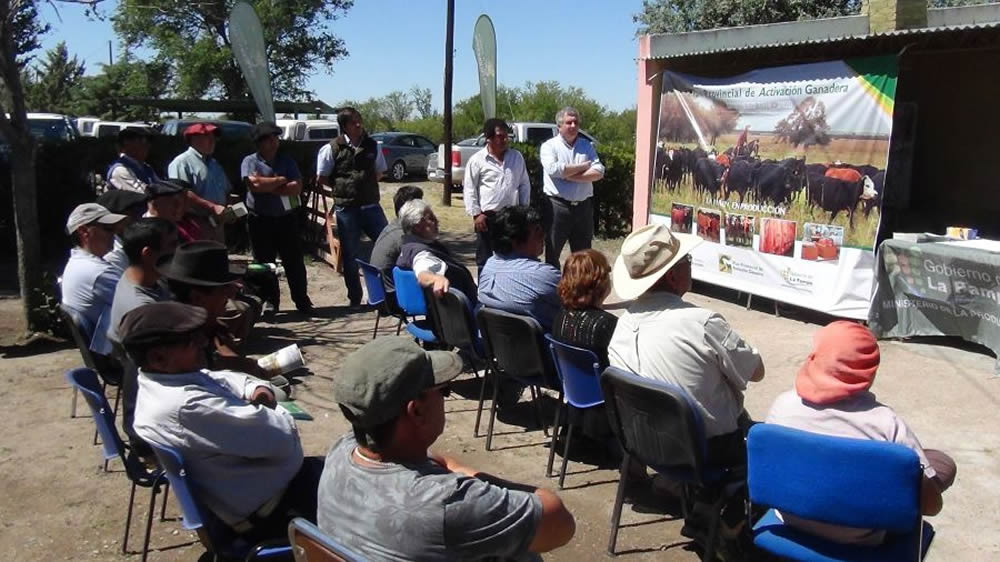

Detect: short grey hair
556,106,580,126
399,199,432,234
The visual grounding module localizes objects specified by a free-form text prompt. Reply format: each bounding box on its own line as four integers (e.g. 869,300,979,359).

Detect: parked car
276,119,340,143
87,121,151,138
74,116,100,136
160,118,253,140
0,113,79,163
430,122,597,187
370,132,437,181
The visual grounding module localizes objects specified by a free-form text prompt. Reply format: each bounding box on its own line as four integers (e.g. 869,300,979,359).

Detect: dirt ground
2,181,998,561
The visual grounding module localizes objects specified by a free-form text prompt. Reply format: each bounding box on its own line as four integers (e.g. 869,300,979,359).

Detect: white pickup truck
427,121,596,187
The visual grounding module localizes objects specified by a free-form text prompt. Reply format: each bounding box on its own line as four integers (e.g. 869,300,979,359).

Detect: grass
649,171,880,250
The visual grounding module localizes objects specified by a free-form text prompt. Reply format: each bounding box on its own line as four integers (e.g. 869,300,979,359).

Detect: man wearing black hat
318,337,576,559
97,189,149,272
241,122,311,313
146,179,188,226
106,127,160,193
121,302,322,541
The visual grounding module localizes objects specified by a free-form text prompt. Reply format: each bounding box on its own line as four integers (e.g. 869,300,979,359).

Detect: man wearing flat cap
168,122,231,241
61,203,127,355
106,126,160,193
241,121,312,313
96,189,149,272
318,337,576,560
122,302,322,541
607,224,764,545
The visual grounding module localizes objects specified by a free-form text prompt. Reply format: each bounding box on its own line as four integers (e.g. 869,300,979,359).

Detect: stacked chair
355,259,406,339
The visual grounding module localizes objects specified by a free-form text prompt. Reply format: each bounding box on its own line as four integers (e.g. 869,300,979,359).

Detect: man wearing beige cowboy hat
607,223,765,547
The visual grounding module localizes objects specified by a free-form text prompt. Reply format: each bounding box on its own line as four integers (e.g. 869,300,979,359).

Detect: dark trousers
336,204,389,304
239,456,325,543
474,211,497,269
248,212,309,308
543,196,594,268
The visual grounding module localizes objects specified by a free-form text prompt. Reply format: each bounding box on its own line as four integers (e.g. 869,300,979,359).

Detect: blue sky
39,0,645,112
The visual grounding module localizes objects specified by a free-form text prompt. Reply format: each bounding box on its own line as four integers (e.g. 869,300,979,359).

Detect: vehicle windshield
307,128,338,140
28,118,76,142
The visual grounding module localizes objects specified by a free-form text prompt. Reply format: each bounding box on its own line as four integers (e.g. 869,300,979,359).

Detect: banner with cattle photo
649,56,897,319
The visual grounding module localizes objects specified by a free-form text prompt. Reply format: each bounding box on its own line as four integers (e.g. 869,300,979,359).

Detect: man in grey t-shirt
319,337,576,560
370,185,423,289
108,218,177,343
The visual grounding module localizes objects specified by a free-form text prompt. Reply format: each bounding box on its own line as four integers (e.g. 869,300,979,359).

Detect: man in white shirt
61,203,127,355
539,107,605,267
122,301,322,542
395,199,477,303
463,118,531,269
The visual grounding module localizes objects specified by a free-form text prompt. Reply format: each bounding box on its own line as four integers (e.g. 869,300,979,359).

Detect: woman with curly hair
552,249,618,367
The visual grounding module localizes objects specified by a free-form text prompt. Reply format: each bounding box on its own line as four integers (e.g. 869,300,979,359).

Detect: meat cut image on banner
648,56,897,319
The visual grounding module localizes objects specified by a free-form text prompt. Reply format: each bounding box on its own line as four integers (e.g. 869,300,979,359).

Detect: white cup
258,344,305,375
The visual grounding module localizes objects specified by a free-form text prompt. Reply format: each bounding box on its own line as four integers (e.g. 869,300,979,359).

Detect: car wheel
391,160,406,181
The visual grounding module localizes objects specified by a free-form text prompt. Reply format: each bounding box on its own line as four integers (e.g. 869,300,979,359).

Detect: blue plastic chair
148,442,292,561
356,259,405,339
475,307,560,451
391,267,437,344
288,517,367,561
545,335,606,489
65,368,168,562
60,303,123,442
747,424,934,561
600,366,744,559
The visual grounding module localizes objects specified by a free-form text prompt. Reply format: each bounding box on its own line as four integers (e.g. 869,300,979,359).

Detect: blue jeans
336,204,388,303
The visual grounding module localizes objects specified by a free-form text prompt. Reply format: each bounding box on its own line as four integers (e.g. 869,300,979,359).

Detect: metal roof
642,4,1000,61
119,98,338,115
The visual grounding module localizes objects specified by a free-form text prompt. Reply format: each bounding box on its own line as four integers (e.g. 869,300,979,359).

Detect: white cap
66,203,127,235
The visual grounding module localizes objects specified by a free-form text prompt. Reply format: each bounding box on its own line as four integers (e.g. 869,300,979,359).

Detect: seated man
61,203,127,355
145,179,188,225
121,302,322,541
766,321,956,546
478,205,561,330
97,189,150,273
396,199,478,303
371,184,424,289
320,336,576,559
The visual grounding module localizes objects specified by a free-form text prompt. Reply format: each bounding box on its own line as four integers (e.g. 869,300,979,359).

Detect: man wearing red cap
766,321,956,545
168,122,231,241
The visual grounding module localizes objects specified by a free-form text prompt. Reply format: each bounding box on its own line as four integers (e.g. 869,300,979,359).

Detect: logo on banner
780,268,814,290
719,255,733,274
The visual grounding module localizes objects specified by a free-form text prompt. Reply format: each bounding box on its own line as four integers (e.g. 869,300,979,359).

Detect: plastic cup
257,344,305,375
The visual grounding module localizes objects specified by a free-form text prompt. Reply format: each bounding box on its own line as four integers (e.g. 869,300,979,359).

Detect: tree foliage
634,0,863,34
774,97,831,147
111,0,352,100
658,92,738,145
409,86,433,119
71,56,172,121
23,42,85,114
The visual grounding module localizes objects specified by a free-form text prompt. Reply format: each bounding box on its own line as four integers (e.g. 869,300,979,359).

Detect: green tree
382,90,412,124
634,0,862,34
111,0,352,100
69,56,171,121
409,86,434,119
23,42,85,113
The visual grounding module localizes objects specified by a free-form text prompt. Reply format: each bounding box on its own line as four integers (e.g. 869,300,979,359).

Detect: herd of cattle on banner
654,142,883,228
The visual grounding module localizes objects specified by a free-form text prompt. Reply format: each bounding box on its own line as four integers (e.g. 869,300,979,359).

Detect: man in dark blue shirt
241,122,312,314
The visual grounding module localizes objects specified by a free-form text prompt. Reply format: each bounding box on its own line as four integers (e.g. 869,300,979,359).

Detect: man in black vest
316,107,389,307
107,127,160,193
396,199,478,305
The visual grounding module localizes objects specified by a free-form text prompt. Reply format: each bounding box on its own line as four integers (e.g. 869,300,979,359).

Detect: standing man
540,107,605,268
168,122,231,241
241,122,312,314
463,118,531,270
316,107,388,308
106,127,160,193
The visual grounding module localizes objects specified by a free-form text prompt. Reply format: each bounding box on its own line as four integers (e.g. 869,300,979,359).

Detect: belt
228,487,286,534
548,195,589,207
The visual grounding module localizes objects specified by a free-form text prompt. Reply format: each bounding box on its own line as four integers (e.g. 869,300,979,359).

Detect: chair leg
70,387,79,418
546,402,563,477
474,365,489,437
122,480,138,554
485,371,501,451
700,494,726,562
111,385,122,417
607,454,632,555
141,484,159,562
160,481,170,521
371,311,381,340
528,386,548,437
558,414,574,490
395,317,403,335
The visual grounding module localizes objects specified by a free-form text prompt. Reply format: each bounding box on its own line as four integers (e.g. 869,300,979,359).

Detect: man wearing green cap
318,337,576,560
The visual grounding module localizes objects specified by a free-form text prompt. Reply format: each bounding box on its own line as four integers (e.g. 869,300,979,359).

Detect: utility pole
108,40,113,65
442,0,454,207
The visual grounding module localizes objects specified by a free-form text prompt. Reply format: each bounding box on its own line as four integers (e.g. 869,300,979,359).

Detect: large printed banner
650,57,898,319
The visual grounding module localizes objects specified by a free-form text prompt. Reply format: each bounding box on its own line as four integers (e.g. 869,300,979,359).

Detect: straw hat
611,223,702,300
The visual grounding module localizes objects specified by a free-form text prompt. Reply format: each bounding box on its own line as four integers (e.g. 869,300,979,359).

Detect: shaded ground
1,181,998,560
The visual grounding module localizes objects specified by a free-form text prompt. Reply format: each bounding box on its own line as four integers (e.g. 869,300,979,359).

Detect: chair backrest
356,259,386,308
546,335,604,409
288,517,366,562
60,304,99,370
600,366,707,477
147,441,205,531
475,307,555,386
65,367,124,462
392,267,427,317
747,424,922,532
424,288,482,356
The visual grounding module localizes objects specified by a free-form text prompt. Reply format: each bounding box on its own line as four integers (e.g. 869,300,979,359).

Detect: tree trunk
10,140,45,334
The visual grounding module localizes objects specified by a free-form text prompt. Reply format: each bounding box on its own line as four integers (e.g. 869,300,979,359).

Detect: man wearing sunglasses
320,337,576,560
